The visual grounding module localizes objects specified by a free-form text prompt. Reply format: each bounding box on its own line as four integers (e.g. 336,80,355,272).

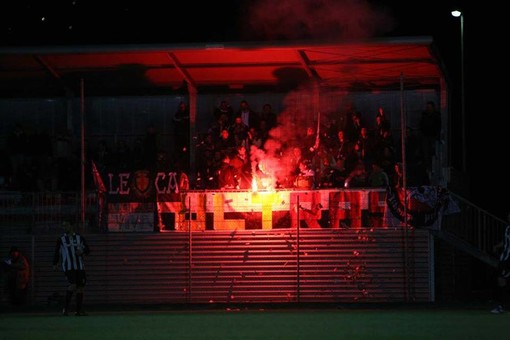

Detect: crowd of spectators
194,99,441,191
0,100,441,193
0,124,79,192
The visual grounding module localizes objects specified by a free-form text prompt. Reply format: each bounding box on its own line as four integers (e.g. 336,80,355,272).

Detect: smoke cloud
244,0,394,189
242,0,394,41
250,85,344,189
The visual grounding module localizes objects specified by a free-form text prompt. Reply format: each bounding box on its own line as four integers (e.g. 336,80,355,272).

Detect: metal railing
0,191,98,234
442,192,507,256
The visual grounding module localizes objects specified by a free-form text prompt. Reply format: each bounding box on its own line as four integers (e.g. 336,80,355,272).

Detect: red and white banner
91,168,459,232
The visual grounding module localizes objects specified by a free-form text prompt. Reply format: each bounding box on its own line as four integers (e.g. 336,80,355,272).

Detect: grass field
1,307,509,339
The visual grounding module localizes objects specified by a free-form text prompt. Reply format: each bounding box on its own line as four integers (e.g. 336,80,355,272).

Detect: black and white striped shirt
501,226,510,263
53,233,90,272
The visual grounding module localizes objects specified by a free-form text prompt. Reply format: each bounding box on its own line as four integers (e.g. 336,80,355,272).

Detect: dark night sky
0,1,505,218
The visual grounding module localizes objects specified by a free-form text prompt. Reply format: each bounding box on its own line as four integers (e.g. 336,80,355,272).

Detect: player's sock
65,291,73,310
76,292,83,312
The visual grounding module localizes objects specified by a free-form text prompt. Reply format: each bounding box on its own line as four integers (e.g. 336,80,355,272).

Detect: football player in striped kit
53,221,90,316
491,215,510,314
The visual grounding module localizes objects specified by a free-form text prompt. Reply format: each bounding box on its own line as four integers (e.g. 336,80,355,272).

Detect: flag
91,160,107,194
384,185,460,229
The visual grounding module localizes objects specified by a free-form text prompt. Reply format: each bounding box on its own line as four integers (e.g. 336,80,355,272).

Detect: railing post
188,195,192,304
296,195,300,303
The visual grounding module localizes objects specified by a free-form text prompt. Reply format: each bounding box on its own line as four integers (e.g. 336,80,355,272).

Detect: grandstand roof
0,37,446,97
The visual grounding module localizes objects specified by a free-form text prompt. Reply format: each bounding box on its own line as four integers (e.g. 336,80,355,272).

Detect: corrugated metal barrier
0,229,431,306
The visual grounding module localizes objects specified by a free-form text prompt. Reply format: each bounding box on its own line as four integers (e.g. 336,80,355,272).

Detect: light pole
451,10,466,173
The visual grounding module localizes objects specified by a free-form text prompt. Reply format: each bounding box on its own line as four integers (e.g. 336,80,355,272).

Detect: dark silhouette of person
3,246,30,305
419,101,441,171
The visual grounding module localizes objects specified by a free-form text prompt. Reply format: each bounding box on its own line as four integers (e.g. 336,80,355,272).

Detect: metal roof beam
296,49,321,81
33,55,75,95
166,52,197,90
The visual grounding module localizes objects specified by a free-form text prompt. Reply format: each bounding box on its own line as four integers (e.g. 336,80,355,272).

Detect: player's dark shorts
64,269,87,287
